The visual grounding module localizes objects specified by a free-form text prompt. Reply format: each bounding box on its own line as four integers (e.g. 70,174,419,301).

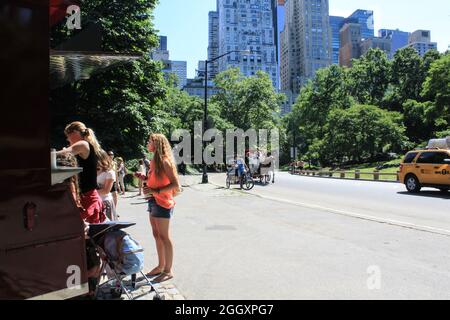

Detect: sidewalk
111,174,238,300
111,178,198,300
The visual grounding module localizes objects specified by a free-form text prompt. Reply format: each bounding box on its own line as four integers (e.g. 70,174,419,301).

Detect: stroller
88,221,163,300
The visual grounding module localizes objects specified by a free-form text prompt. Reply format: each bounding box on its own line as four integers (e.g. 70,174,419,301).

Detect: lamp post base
202,172,209,184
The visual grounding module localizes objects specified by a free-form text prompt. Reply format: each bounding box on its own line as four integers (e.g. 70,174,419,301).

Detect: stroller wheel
153,294,165,300
110,287,123,299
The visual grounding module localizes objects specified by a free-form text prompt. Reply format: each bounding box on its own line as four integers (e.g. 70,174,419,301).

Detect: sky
153,0,450,78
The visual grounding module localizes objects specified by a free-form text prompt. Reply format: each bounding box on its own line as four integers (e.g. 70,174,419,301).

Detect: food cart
0,0,140,299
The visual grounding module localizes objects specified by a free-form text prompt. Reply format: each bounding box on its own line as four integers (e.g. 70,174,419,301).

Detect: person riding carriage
249,150,275,184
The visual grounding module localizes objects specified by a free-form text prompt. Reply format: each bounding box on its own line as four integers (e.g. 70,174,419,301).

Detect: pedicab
225,164,255,190
250,155,275,185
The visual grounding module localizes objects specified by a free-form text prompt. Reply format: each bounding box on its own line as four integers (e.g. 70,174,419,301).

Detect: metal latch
23,202,38,231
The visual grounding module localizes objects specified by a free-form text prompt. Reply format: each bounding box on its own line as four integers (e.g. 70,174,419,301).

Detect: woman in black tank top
76,143,98,194
56,121,107,297
57,121,105,224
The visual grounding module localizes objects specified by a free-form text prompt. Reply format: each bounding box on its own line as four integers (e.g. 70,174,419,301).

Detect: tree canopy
285,48,448,166
50,0,165,159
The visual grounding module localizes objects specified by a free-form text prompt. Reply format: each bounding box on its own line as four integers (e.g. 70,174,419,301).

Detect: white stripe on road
209,180,450,238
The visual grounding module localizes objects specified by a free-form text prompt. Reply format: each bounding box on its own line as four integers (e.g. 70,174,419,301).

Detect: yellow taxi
399,148,450,193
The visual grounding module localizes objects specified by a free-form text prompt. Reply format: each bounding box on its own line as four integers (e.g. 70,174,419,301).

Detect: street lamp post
202,50,250,184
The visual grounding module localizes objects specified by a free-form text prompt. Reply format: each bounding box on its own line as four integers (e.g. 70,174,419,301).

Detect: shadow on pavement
397,191,450,200
130,202,149,205
122,194,140,199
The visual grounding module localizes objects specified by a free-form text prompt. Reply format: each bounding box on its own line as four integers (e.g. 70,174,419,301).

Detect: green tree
421,53,450,129
422,49,442,76
212,68,284,131
320,105,408,165
348,49,391,106
386,47,423,111
159,78,232,135
287,64,352,158
402,99,439,143
50,0,166,159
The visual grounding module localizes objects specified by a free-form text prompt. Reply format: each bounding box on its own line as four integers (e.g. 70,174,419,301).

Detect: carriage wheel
243,176,255,190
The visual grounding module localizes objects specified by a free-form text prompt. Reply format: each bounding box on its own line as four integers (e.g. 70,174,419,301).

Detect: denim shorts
147,197,174,219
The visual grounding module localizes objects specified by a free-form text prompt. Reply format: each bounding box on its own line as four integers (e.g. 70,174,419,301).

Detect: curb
288,172,400,184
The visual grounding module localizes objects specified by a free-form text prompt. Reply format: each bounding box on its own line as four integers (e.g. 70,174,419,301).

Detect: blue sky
153,0,450,78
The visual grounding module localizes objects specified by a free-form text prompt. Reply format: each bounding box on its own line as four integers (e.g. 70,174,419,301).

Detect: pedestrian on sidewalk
108,150,119,207
116,157,126,195
137,159,146,196
143,154,151,176
97,150,118,221
144,133,180,283
57,121,106,296
57,121,106,224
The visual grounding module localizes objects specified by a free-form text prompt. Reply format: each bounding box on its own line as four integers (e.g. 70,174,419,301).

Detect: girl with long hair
144,133,180,283
57,121,106,296
57,121,106,224
97,150,118,221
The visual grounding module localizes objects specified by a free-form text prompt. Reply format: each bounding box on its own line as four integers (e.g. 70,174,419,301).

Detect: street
118,172,450,299
209,172,450,235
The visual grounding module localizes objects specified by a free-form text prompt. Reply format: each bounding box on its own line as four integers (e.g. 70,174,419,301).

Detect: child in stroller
87,221,163,300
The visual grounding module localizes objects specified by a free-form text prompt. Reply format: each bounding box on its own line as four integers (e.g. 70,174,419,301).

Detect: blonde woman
144,133,180,283
57,121,106,297
116,157,126,195
57,121,106,224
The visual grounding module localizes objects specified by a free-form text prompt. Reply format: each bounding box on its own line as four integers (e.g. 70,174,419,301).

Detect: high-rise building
161,60,187,89
329,16,345,64
360,37,392,57
347,9,374,40
339,23,361,67
151,36,187,89
197,60,206,79
280,0,332,94
209,0,279,88
159,36,167,51
404,30,437,57
330,10,374,65
170,61,187,89
273,0,286,89
280,90,296,115
151,36,169,61
279,21,290,94
183,78,221,99
208,11,220,80
378,29,409,57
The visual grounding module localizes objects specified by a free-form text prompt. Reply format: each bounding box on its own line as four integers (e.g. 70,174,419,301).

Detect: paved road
208,172,450,236
118,174,450,300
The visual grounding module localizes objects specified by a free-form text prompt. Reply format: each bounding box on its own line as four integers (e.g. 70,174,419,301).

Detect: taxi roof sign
427,137,450,150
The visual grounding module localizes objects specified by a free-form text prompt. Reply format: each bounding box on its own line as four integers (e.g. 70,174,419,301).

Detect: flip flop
153,272,173,283
145,267,163,277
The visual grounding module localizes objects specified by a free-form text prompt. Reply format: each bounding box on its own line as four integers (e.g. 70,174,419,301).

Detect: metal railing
289,168,400,182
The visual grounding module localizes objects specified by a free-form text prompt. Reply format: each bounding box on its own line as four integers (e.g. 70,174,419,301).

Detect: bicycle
226,169,255,191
